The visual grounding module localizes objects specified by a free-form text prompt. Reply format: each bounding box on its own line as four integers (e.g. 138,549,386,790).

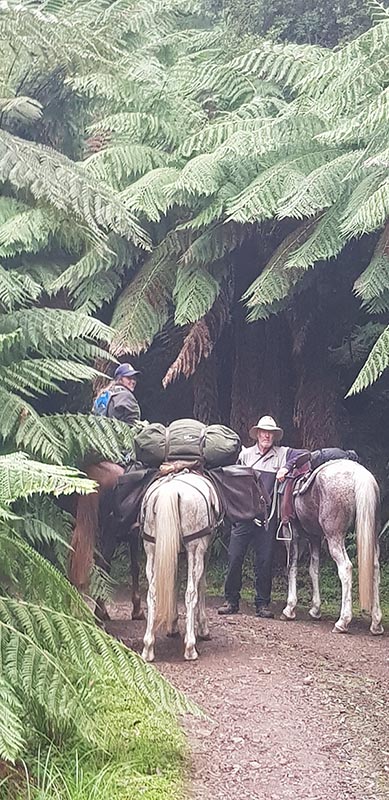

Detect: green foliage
204,0,373,47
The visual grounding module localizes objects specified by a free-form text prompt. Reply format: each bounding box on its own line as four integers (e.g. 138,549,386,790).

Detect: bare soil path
107,596,389,800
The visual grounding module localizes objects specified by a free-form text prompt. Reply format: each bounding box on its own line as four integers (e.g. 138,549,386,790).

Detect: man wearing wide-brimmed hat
218,415,297,619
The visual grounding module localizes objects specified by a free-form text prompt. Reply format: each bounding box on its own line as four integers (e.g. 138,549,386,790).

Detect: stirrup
276,521,293,541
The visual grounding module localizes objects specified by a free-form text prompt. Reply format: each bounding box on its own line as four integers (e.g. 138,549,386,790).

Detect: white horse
282,460,384,635
140,471,220,662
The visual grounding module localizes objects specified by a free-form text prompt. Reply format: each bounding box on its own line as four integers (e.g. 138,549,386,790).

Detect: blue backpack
93,389,113,417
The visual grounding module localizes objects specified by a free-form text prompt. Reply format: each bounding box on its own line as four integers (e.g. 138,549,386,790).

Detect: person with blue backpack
93,363,141,427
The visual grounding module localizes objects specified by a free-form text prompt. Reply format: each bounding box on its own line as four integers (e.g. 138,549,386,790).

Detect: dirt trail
107,596,389,800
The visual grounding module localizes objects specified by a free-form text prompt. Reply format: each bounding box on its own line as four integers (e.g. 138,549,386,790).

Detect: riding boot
218,602,239,615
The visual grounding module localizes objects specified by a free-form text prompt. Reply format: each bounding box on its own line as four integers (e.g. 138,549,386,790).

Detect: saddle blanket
141,471,221,543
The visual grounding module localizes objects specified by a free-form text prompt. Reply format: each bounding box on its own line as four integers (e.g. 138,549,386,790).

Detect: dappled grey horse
282,460,383,635
140,471,220,662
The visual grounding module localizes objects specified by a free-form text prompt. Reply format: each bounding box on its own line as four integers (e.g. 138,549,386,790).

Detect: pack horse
282,460,384,635
141,471,221,661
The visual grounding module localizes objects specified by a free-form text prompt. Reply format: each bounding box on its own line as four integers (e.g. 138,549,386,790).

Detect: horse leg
370,544,384,635
308,538,322,620
184,538,208,661
167,570,179,637
129,528,145,621
281,537,299,620
142,542,157,662
197,568,211,641
326,539,353,633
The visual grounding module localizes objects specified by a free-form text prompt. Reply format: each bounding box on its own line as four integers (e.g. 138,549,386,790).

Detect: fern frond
88,112,178,150
0,454,95,506
0,309,114,355
190,62,254,109
231,42,326,90
120,167,179,221
0,596,200,722
368,0,389,23
226,149,334,224
173,265,220,326
341,173,389,236
0,131,149,249
16,496,73,564
0,393,66,463
285,202,346,270
163,285,231,387
0,677,25,762
277,151,361,219
0,95,43,123
346,324,389,395
243,219,322,320
0,265,42,311
0,207,60,258
84,143,167,190
50,239,128,297
297,20,389,98
110,231,188,355
44,414,136,464
0,359,105,399
0,532,90,619
71,268,124,315
180,221,252,268
353,221,389,303
179,99,285,158
168,152,224,202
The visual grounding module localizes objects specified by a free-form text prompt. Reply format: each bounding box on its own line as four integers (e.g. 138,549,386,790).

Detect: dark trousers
224,518,276,608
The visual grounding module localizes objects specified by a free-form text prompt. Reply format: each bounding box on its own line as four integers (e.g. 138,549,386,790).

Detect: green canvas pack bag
134,418,241,468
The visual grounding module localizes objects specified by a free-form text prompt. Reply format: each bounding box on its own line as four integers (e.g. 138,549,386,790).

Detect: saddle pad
141,472,220,541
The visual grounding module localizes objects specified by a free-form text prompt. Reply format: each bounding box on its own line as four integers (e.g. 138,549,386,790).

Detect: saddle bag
310,448,360,469
208,465,269,524
113,463,158,525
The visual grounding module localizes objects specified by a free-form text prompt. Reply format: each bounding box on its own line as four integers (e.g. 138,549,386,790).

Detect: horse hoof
141,648,155,662
167,630,180,638
332,623,348,634
370,624,384,636
184,649,199,661
280,611,296,621
309,609,322,621
198,632,211,641
132,610,146,621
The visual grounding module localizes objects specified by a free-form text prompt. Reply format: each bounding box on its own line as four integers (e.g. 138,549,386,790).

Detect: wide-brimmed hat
249,415,284,442
114,363,140,379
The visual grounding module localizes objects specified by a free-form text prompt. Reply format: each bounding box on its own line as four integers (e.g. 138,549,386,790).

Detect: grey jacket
107,385,141,427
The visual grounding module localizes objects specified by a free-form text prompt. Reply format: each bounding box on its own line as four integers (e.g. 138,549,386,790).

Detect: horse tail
354,465,380,612
69,490,99,591
69,461,123,591
154,485,181,631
